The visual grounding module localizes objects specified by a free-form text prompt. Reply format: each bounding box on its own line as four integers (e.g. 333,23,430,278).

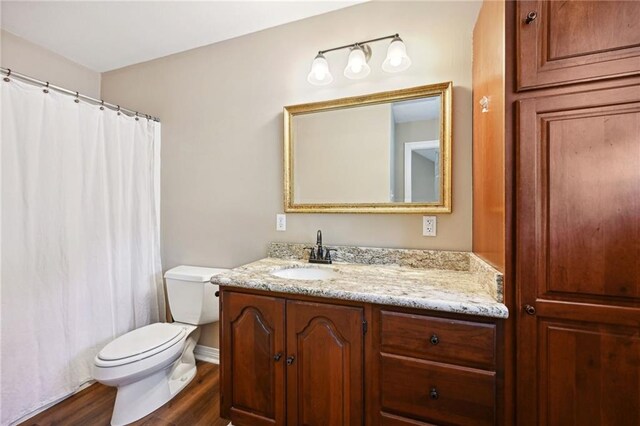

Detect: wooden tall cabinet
487,1,640,425
474,1,640,424
221,290,364,426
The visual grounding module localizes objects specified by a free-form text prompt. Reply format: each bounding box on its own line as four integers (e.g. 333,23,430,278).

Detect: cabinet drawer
380,310,496,369
381,412,437,426
380,354,496,426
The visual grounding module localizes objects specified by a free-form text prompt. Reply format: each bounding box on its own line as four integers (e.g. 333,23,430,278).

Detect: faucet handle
304,246,317,260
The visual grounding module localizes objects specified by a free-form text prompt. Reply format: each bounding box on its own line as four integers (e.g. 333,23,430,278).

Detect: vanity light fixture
307,33,411,86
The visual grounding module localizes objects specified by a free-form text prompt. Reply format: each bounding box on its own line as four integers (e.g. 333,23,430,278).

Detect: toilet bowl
92,265,228,426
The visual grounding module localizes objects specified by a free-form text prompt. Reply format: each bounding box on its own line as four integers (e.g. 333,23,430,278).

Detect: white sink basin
271,267,338,280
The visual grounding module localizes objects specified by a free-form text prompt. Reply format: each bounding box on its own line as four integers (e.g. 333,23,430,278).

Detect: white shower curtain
0,79,164,425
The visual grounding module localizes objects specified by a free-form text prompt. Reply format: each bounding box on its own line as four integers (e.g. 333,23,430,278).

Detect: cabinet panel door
517,0,640,90
538,321,640,426
221,292,285,426
516,86,640,425
517,86,640,304
286,300,364,426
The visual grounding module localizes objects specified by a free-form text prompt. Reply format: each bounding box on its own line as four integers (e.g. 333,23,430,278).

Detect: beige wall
293,103,392,203
0,30,101,98
101,1,480,348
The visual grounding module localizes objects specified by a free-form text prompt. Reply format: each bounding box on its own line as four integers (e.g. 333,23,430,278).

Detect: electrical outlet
423,216,436,237
276,214,286,231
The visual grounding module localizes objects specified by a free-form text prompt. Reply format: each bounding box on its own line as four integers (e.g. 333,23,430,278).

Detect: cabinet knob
524,304,536,315
430,334,439,345
525,11,537,24
214,290,220,297
274,353,282,361
286,355,295,365
429,387,439,400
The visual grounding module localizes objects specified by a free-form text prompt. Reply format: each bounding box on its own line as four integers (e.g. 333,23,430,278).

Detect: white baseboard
194,344,219,364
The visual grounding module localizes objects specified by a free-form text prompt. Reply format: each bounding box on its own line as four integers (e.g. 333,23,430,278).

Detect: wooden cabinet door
286,300,364,426
516,85,640,425
221,291,286,426
517,0,640,90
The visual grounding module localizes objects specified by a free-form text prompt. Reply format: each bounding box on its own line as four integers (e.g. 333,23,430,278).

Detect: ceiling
1,1,364,72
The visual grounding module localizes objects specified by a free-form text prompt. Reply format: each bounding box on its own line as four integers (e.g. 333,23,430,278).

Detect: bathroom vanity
214,243,507,426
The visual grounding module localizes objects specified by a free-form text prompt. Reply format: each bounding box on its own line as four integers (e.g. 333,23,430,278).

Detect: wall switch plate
423,216,437,237
276,214,286,231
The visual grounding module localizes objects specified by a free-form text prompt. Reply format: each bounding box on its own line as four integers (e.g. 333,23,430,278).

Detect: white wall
101,1,480,348
1,30,101,98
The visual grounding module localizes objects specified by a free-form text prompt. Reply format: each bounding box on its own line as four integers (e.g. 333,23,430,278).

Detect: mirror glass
284,83,451,213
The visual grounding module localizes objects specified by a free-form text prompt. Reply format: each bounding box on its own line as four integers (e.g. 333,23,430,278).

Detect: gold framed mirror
284,82,452,213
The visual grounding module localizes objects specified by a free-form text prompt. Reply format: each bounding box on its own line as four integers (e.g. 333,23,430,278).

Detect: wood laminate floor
20,362,229,426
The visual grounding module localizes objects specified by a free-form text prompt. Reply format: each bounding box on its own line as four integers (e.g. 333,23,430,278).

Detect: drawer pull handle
429,387,439,400
430,334,439,345
525,11,537,24
286,355,295,365
274,353,282,362
524,304,536,315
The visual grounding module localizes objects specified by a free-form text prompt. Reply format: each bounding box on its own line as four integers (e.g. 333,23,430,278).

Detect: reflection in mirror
292,97,441,203
392,97,441,203
284,82,452,213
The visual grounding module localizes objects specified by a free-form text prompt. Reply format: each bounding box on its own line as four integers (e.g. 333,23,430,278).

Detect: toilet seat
95,323,187,368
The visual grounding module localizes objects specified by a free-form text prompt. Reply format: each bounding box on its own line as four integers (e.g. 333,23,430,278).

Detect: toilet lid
98,323,186,362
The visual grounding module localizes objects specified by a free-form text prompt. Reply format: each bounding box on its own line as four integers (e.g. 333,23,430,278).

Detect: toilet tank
164,265,229,325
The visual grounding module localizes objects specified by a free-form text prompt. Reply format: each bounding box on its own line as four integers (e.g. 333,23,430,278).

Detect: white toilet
92,265,228,426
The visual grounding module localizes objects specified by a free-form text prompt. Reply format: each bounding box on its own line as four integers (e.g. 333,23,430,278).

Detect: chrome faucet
306,229,334,264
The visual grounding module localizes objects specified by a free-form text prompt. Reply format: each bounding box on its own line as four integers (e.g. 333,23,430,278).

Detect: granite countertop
212,244,508,319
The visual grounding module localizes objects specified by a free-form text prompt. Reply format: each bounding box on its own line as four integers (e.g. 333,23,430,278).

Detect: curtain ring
117,105,121,115
43,82,50,94
3,68,11,82
135,112,139,121
100,100,105,110
74,91,80,103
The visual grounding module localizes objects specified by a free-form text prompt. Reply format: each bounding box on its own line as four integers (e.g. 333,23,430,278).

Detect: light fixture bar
307,33,410,85
318,33,400,55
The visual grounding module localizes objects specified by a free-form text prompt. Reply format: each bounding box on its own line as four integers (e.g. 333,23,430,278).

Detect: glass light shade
344,46,371,79
307,53,333,85
382,37,411,73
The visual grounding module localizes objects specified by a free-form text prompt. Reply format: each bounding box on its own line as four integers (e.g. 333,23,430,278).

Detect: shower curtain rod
1,67,160,122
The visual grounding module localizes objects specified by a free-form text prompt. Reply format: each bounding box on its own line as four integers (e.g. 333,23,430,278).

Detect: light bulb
383,36,411,73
